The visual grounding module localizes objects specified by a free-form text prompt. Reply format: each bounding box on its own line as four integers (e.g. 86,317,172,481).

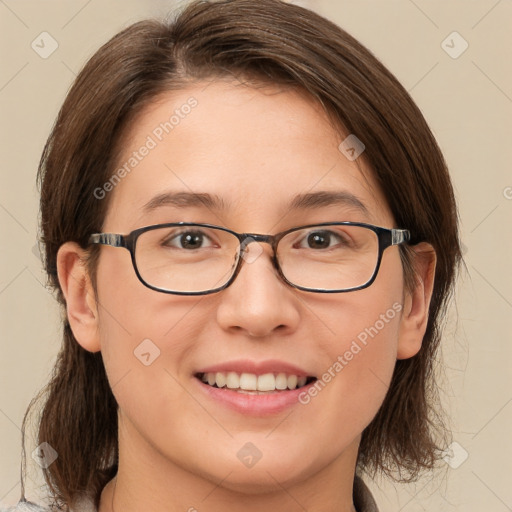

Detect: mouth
195,371,317,394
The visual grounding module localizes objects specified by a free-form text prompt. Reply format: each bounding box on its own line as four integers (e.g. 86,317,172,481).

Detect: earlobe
397,242,437,360
56,242,101,353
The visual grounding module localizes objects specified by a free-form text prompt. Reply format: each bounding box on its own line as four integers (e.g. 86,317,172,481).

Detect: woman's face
79,80,414,492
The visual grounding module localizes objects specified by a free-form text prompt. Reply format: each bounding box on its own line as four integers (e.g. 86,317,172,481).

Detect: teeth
240,373,257,390
275,373,288,390
199,371,311,391
215,372,226,388
258,373,275,391
226,371,240,389
297,376,307,387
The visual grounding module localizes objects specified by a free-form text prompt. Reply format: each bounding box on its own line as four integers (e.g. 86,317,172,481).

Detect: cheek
337,303,401,402
314,296,402,407
334,258,404,404
94,253,206,401
95,249,203,340
297,252,404,439
289,299,402,475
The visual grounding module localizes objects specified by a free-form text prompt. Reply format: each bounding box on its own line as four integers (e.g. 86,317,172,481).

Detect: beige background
1,1,511,510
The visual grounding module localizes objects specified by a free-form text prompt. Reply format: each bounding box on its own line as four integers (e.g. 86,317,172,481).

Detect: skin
57,79,436,512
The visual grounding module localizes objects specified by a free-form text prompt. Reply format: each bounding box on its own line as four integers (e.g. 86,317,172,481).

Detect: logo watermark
441,31,469,60
442,441,469,469
31,31,59,59
237,442,263,468
338,134,365,161
32,442,58,469
134,338,161,366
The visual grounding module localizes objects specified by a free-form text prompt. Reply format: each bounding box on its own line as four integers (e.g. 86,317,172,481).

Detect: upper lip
195,359,315,378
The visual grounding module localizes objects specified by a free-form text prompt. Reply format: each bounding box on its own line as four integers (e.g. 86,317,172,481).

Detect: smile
196,371,316,393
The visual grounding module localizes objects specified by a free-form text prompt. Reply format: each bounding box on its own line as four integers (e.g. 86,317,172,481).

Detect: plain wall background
1,1,511,510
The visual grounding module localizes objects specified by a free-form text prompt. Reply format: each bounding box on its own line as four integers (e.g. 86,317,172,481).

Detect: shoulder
0,497,97,512
0,502,49,512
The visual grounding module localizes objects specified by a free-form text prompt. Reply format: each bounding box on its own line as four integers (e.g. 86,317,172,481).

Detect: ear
397,242,437,360
56,242,101,353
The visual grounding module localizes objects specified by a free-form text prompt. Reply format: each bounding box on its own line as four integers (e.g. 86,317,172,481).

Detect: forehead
103,79,393,231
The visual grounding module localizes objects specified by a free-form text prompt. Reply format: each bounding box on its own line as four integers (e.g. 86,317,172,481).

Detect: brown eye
306,231,332,249
295,230,347,250
162,230,214,250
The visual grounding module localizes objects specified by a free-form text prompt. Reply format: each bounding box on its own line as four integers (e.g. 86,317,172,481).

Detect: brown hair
21,0,461,509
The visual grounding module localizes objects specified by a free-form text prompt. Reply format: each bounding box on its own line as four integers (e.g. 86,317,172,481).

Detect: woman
6,0,461,511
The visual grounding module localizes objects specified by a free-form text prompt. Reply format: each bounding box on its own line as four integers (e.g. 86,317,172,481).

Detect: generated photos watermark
298,302,402,405
93,96,198,200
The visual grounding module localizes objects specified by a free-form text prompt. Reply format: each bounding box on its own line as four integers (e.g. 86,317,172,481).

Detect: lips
193,363,319,416
196,359,313,377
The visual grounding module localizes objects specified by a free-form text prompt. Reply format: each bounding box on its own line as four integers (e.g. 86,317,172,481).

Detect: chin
198,453,316,495
214,466,308,495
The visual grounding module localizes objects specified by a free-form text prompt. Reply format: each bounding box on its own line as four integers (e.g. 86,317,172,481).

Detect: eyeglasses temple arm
391,229,410,246
88,233,125,247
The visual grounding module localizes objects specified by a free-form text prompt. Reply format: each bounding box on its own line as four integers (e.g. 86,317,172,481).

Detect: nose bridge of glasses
240,233,273,243
239,233,276,249
237,233,279,265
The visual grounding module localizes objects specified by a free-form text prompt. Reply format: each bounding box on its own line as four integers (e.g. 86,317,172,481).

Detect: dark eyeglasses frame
88,221,410,295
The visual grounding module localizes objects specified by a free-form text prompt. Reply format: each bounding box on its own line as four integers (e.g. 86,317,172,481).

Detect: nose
215,241,301,338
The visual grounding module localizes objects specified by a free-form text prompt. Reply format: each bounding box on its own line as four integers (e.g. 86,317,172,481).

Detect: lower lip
194,377,316,416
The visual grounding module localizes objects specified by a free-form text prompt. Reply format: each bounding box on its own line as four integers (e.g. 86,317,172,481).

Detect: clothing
354,475,380,512
1,475,379,512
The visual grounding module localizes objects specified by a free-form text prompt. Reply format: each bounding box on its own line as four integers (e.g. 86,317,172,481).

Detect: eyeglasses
88,222,410,295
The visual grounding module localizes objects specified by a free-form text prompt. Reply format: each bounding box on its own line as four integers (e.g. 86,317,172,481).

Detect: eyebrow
142,190,368,216
288,191,368,215
142,191,228,213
